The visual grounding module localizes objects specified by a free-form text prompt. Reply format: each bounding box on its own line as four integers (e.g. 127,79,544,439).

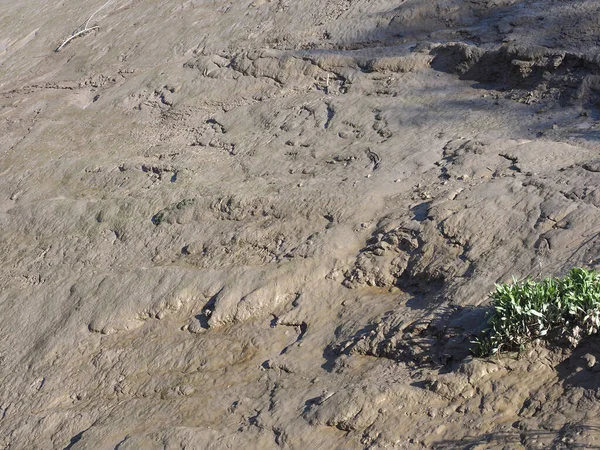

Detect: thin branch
55,0,116,52
55,27,99,53
85,0,115,30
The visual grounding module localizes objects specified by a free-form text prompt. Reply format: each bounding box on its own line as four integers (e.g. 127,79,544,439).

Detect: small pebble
583,353,596,369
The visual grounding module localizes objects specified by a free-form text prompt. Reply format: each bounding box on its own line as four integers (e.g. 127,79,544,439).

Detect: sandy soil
1,0,600,448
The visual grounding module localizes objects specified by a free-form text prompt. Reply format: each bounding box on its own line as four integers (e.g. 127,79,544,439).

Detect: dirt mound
432,42,600,108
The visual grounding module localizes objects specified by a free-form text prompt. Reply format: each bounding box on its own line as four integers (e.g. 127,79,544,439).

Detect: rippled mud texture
1,0,600,449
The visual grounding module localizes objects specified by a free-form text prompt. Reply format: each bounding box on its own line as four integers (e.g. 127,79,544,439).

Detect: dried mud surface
1,0,600,449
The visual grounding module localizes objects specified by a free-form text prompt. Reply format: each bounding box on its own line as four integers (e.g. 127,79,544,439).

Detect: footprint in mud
372,109,392,140
140,164,178,183
277,102,335,138
279,105,317,132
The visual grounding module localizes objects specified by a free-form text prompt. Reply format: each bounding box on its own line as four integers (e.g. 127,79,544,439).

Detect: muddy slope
1,0,600,449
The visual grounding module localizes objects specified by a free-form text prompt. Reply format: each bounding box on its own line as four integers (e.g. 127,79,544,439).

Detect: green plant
472,267,600,356
151,198,195,226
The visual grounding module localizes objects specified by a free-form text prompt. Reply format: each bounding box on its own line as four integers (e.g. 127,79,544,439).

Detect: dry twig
55,0,115,52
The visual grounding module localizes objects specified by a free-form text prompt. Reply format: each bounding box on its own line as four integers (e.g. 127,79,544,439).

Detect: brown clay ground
1,0,600,448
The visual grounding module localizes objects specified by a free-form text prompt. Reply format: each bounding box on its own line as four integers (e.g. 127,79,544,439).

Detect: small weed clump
472,267,600,356
152,198,195,226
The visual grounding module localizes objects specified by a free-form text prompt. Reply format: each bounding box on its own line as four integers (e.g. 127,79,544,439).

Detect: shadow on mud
556,334,600,390
432,425,600,449
322,297,491,373
300,0,600,141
